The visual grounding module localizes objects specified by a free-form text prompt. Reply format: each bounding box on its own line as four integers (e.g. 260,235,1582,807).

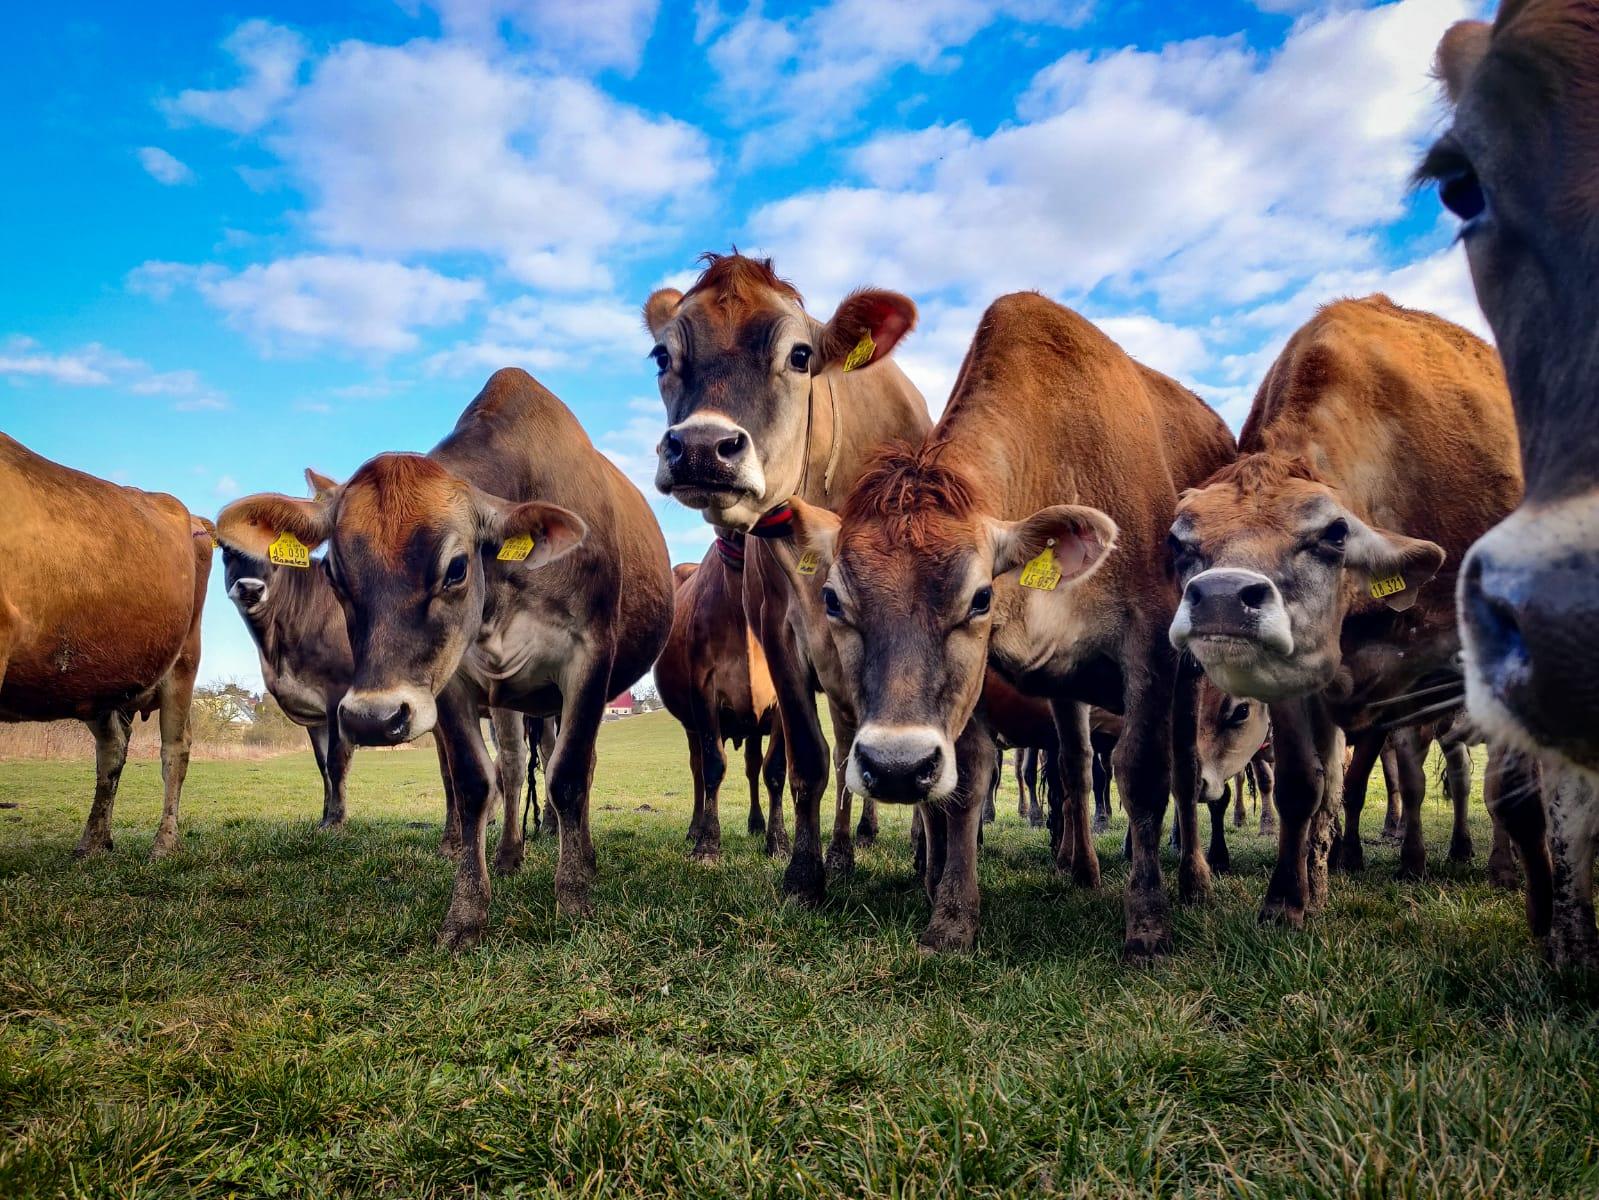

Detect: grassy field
2,709,1596,1198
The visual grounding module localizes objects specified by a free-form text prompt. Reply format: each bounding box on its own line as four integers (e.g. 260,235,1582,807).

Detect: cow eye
789,344,812,372
1226,701,1251,728
1168,533,1200,573
1439,167,1486,223
651,345,670,373
969,586,992,619
822,586,843,619
443,553,469,589
1319,519,1349,551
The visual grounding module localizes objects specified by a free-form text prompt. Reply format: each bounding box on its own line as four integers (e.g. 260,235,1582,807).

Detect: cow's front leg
1052,700,1100,888
1170,667,1211,904
1544,772,1599,972
549,659,610,916
1389,728,1429,881
762,721,790,857
1336,729,1383,873
921,722,993,953
825,701,858,876
1260,698,1327,927
490,708,527,876
1207,795,1231,873
435,735,463,859
435,689,497,950
75,710,132,857
1444,741,1475,862
1118,643,1177,960
771,652,829,907
322,720,354,830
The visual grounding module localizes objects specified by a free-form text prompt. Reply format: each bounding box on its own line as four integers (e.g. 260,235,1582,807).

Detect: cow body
0,434,210,857
218,369,672,948
793,292,1236,954
646,253,931,904
656,542,788,860
1169,297,1538,927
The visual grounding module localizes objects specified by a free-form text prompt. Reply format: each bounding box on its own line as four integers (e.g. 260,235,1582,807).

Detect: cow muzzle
338,688,436,746
1460,504,1599,773
655,416,765,513
1171,568,1294,657
848,724,958,803
228,576,268,612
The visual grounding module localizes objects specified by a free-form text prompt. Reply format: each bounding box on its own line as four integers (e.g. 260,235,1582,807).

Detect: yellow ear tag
1019,544,1062,591
497,533,535,562
267,531,311,569
796,550,819,576
842,332,875,372
1369,573,1406,600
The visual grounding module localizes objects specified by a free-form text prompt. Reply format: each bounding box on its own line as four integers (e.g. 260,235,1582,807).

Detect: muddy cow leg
911,804,928,880
1544,772,1599,972
1487,752,1553,938
746,732,766,837
762,721,789,857
1016,748,1031,821
1207,792,1231,874
435,688,499,950
1444,741,1475,862
1052,700,1100,888
323,720,355,831
1232,772,1248,828
1171,664,1211,904
689,695,726,863
1380,744,1404,840
491,708,527,876
1390,728,1429,881
74,710,133,857
1118,636,1181,960
1336,729,1383,874
825,701,858,876
1261,697,1323,928
1483,747,1522,889
149,648,200,860
436,734,463,858
921,721,993,953
684,725,706,844
773,656,830,908
1257,757,1276,835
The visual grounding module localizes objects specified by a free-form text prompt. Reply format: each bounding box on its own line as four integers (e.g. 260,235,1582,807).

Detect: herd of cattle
2,5,1595,966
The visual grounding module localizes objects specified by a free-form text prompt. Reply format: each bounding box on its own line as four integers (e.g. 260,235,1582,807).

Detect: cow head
1168,454,1444,701
793,443,1115,804
1422,7,1599,772
220,469,334,617
217,453,584,745
1197,681,1269,804
644,252,916,531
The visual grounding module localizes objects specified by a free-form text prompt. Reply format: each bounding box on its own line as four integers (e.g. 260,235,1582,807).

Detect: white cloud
138,146,195,185
0,336,226,408
214,474,241,498
132,255,483,353
427,295,645,375
422,0,661,73
268,39,712,289
162,20,308,134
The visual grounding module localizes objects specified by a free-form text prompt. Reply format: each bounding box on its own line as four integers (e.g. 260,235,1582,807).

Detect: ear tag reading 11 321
842,332,875,372
1369,573,1406,600
796,550,819,576
1019,543,1062,591
268,530,311,569
497,533,535,562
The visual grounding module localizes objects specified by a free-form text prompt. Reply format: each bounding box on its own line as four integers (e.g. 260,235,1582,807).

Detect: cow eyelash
650,345,670,373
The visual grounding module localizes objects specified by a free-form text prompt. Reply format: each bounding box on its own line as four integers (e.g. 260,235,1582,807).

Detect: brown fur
682,251,805,341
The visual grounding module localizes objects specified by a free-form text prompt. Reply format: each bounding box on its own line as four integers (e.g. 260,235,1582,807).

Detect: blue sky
1,0,1486,687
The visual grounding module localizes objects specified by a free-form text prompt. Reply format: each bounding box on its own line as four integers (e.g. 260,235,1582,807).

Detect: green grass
2,709,1597,1198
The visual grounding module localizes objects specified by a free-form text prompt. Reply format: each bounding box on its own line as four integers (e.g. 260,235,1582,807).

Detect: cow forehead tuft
339,454,467,564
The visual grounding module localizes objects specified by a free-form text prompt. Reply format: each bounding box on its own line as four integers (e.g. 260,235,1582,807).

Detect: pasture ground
1,710,1596,1198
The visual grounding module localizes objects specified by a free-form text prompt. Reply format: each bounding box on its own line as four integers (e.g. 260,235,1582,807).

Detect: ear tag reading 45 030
498,533,535,562
1019,542,1063,591
1369,574,1406,600
796,550,820,576
268,531,311,569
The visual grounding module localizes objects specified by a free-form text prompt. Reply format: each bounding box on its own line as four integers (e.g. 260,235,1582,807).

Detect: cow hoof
1207,850,1232,876
684,827,701,845
492,845,526,877
783,854,826,907
1178,859,1213,904
765,831,790,859
1259,899,1306,929
747,815,766,837
555,879,594,918
72,837,112,859
1121,930,1172,963
148,836,178,861
317,816,347,832
918,922,977,954
1488,856,1521,891
824,841,855,877
1259,822,1276,837
436,916,486,952
690,842,722,864
1394,861,1427,883
1070,859,1102,890
1333,842,1364,874
854,822,878,848
1545,921,1599,974
1448,835,1475,863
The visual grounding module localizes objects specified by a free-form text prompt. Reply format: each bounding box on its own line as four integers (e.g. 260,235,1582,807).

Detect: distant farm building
606,691,635,719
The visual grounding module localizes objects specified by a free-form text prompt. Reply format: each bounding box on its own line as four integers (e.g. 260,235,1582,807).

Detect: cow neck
754,368,845,537
715,530,746,569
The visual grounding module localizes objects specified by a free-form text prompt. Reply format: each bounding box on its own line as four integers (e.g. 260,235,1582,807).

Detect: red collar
748,503,794,539
715,534,746,569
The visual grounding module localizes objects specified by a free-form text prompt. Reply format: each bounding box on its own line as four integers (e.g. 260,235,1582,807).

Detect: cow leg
1337,729,1383,873
981,744,1000,825
1015,750,1029,821
1207,792,1231,874
762,721,789,857
1380,745,1404,840
1485,752,1553,938
1092,749,1113,832
1445,742,1475,862
434,689,498,949
1232,772,1247,828
1257,758,1276,834
1171,666,1211,904
522,715,542,839
1307,723,1343,910
825,701,858,876
324,721,354,831
545,660,611,916
1260,698,1324,927
1542,772,1599,971
74,709,133,857
856,795,880,847
490,709,527,877
690,707,726,864
1118,640,1180,960
745,733,766,837
777,678,830,909
921,721,992,953
921,803,949,904
1046,754,1066,857
308,723,334,826
1389,728,1428,881
1052,700,1100,888
149,641,200,859
537,719,560,837
436,734,463,858
684,726,706,844
1484,747,1522,889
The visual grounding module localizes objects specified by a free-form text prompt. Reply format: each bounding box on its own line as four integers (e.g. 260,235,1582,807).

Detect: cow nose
1176,568,1293,654
715,430,747,461
658,421,753,483
661,430,686,466
230,578,266,607
1461,539,1599,756
338,695,413,747
852,732,944,802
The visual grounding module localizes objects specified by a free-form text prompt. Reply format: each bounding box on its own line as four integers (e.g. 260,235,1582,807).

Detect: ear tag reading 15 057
1019,544,1062,591
497,533,535,562
842,332,875,372
796,550,819,576
1369,573,1406,600
268,530,311,569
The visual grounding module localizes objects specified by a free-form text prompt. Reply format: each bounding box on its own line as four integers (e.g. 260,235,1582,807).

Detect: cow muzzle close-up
337,687,437,747
847,724,959,803
1170,568,1294,656
655,416,766,513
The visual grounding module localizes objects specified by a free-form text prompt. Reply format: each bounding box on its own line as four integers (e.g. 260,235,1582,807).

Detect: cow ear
1436,20,1491,105
644,288,684,339
305,468,341,501
818,288,917,372
788,497,840,565
215,493,331,559
1344,518,1445,612
479,496,587,570
989,504,1117,583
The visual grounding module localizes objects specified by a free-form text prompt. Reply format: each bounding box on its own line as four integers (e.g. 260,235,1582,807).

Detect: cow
644,252,931,900
656,539,788,861
1423,2,1599,968
1196,684,1271,874
786,292,1236,955
0,434,211,858
1166,296,1546,931
217,369,673,948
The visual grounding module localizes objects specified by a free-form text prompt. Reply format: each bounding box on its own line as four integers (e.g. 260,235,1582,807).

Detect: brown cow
1196,682,1271,874
1423,2,1599,968
217,369,672,948
788,292,1236,955
1167,296,1544,928
656,539,788,861
645,252,931,901
0,434,211,858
